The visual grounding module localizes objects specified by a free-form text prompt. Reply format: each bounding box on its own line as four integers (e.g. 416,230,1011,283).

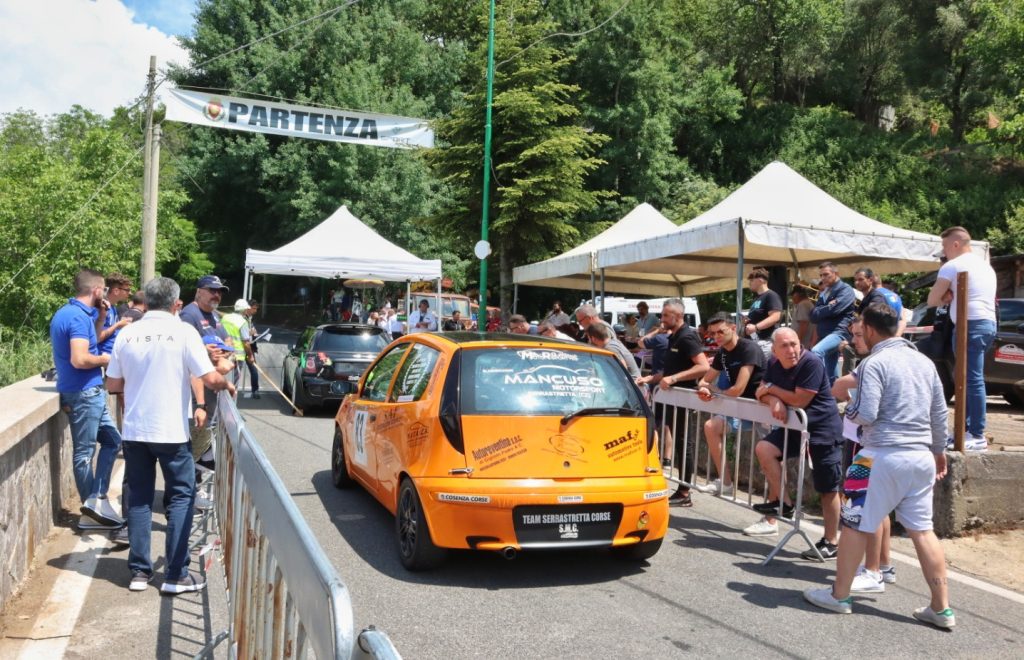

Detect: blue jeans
123,441,196,580
812,331,847,385
60,386,122,502
952,319,996,437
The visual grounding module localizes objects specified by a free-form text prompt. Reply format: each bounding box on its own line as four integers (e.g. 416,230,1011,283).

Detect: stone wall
933,452,1024,537
0,376,77,614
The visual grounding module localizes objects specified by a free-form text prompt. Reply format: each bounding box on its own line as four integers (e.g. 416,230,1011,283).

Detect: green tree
426,0,612,312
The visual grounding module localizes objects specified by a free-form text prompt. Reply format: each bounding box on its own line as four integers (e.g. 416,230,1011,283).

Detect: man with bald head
751,327,843,556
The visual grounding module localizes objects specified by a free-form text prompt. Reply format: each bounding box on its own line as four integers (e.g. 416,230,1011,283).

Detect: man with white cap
221,299,254,390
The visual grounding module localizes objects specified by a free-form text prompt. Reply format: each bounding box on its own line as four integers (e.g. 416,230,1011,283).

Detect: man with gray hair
106,277,235,595
586,321,641,378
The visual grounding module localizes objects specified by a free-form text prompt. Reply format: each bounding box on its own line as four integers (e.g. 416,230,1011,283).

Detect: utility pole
140,55,158,282
476,0,496,331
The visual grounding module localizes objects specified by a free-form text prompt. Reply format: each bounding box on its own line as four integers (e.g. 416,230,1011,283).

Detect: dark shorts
762,429,843,494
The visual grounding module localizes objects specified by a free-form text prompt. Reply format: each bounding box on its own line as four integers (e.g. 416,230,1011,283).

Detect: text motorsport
165,87,434,149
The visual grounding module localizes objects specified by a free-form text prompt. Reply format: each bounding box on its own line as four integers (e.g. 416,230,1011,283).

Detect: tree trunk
499,248,513,323
949,60,970,143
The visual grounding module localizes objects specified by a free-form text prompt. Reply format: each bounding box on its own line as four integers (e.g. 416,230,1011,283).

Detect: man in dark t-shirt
752,327,843,555
694,313,766,498
744,268,783,340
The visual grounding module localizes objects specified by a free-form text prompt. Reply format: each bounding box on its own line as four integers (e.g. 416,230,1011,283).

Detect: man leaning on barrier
105,277,236,595
803,303,954,629
752,328,843,559
694,313,767,509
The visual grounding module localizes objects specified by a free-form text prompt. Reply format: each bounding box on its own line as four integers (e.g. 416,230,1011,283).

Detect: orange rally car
330,332,669,570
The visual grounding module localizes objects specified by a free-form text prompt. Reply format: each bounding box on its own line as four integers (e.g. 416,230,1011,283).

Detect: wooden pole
953,271,968,452
252,361,303,417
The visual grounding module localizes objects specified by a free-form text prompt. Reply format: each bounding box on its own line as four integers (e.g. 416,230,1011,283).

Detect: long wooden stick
252,360,303,417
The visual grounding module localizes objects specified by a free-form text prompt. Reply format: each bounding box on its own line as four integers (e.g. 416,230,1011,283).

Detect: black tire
396,479,447,570
331,427,354,489
282,366,292,398
292,370,309,414
1004,391,1024,408
612,537,664,561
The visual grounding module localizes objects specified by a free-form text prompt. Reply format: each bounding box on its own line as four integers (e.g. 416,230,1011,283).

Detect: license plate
513,504,623,544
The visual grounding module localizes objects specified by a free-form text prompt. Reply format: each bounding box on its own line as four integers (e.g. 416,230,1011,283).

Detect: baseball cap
196,275,229,291
234,299,251,312
202,335,233,353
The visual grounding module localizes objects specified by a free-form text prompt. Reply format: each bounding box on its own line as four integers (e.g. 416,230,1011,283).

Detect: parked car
330,332,669,570
282,324,389,413
905,299,1024,406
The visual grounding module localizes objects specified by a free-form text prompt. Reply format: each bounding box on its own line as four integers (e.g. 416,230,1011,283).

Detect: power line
496,0,633,69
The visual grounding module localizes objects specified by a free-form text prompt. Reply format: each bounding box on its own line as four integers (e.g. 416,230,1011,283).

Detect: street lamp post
477,0,496,331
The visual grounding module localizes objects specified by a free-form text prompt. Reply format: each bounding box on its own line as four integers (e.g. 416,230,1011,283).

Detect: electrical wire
496,0,633,69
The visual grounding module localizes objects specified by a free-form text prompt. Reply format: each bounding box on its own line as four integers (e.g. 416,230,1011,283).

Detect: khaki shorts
855,447,936,533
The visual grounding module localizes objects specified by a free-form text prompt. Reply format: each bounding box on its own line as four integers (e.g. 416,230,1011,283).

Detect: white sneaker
965,437,988,453
850,566,885,593
880,565,897,584
694,479,734,496
742,517,778,536
803,587,852,614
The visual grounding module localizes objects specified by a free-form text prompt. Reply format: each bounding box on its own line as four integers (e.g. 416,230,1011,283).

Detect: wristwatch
196,403,209,411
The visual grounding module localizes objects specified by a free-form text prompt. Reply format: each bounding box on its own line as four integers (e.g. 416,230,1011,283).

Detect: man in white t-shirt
106,277,235,595
407,300,438,333
927,226,997,449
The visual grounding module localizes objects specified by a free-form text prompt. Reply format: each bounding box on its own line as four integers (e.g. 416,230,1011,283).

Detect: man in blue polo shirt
50,269,123,527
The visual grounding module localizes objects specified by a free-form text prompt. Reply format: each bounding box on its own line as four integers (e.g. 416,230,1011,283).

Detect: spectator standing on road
623,314,640,349
790,287,815,348
222,299,254,389
443,310,463,331
386,308,405,339
635,301,658,335
752,328,843,556
586,322,641,379
407,300,438,333
106,277,235,594
926,226,997,451
648,299,709,507
242,301,262,399
97,273,134,354
743,268,783,341
694,313,767,506
50,269,124,528
122,290,147,322
810,262,856,384
804,304,954,629
543,301,571,328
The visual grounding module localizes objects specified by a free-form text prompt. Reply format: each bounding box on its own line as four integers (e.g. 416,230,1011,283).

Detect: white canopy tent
512,202,679,301
242,205,442,313
594,161,989,299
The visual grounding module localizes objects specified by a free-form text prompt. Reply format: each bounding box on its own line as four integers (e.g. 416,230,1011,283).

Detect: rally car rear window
460,347,644,416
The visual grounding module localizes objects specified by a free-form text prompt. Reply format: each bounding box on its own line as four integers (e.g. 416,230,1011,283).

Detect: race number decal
352,410,370,467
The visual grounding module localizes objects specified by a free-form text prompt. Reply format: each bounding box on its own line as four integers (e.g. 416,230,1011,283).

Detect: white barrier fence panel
652,387,822,564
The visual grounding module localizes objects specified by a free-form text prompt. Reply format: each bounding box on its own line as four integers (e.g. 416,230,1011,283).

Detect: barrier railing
652,387,820,564
196,393,401,659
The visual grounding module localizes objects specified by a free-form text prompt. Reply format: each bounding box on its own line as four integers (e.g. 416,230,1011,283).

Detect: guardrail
197,393,401,659
652,387,819,564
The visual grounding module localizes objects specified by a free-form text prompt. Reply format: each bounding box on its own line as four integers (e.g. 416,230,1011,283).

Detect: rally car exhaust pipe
501,547,518,560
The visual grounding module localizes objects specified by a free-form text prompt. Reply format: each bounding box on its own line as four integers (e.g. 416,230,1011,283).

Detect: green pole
477,0,496,331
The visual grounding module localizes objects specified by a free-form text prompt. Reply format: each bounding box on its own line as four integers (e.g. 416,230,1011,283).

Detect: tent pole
590,271,595,303
736,219,745,327
436,278,442,332
242,270,249,301
261,275,267,316
600,268,606,315
513,284,518,315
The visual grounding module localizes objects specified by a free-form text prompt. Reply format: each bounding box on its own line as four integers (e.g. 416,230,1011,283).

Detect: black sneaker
752,500,794,517
251,391,261,399
801,537,838,560
109,525,130,548
668,489,693,507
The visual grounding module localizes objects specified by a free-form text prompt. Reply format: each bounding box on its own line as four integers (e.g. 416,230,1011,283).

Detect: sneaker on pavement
965,437,988,453
97,496,123,522
850,567,885,593
109,525,130,548
129,571,152,592
80,496,123,527
742,517,778,537
803,587,852,614
668,489,693,507
194,494,214,511
944,435,955,450
880,565,897,584
160,573,206,595
913,606,956,629
251,391,261,399
752,500,795,518
801,537,838,561
694,479,733,496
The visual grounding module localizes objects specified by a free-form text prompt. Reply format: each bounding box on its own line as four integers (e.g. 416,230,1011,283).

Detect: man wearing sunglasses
97,273,135,355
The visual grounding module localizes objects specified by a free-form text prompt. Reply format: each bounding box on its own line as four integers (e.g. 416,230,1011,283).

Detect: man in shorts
752,328,842,555
804,304,954,629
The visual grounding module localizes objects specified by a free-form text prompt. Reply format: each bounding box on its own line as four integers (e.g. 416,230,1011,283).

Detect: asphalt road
241,333,1023,659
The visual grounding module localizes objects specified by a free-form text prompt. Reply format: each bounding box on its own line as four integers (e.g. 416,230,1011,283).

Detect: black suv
906,299,1024,406
282,324,390,412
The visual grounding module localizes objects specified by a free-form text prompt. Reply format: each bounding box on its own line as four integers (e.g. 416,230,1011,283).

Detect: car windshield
313,327,388,353
460,346,645,416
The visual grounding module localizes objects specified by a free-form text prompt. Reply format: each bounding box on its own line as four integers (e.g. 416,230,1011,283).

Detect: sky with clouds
0,0,197,119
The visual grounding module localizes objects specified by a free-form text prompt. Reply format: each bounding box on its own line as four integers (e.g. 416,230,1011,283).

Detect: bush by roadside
0,331,52,389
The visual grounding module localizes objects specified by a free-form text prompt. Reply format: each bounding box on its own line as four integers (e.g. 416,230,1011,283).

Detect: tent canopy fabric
512,202,678,290
593,161,988,297
245,206,441,282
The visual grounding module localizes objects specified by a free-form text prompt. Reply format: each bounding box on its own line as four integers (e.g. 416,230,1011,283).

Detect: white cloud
0,0,190,118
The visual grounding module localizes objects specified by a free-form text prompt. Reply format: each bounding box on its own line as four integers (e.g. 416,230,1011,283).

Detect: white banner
164,87,434,149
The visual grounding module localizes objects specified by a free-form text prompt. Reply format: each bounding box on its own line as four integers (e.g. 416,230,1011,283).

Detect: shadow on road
310,469,651,588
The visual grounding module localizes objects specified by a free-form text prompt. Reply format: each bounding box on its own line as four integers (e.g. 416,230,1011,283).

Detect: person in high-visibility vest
221,300,254,391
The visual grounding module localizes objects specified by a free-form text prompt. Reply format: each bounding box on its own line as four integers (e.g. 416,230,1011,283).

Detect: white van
594,296,702,329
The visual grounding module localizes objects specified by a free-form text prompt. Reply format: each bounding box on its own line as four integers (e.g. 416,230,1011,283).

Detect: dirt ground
890,528,1024,594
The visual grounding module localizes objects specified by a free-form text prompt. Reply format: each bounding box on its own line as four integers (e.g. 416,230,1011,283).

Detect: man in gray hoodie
803,303,954,629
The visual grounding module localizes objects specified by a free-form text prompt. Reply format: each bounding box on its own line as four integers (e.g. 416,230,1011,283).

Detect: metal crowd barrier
652,387,821,564
195,393,402,659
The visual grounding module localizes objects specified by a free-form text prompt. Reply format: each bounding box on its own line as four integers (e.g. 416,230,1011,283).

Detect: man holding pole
927,226,997,452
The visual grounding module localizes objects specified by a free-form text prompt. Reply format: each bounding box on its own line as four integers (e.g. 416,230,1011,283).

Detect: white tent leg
513,284,518,315
242,270,249,301
600,268,606,316
736,219,746,326
436,278,442,332
261,275,267,314
590,271,596,303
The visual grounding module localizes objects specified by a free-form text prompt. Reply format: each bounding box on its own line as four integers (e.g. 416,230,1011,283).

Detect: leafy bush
0,330,52,389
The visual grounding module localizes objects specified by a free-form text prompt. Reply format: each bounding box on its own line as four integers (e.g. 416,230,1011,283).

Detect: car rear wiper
559,406,639,427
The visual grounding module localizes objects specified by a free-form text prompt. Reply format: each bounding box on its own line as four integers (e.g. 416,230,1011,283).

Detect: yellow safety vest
220,313,248,359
